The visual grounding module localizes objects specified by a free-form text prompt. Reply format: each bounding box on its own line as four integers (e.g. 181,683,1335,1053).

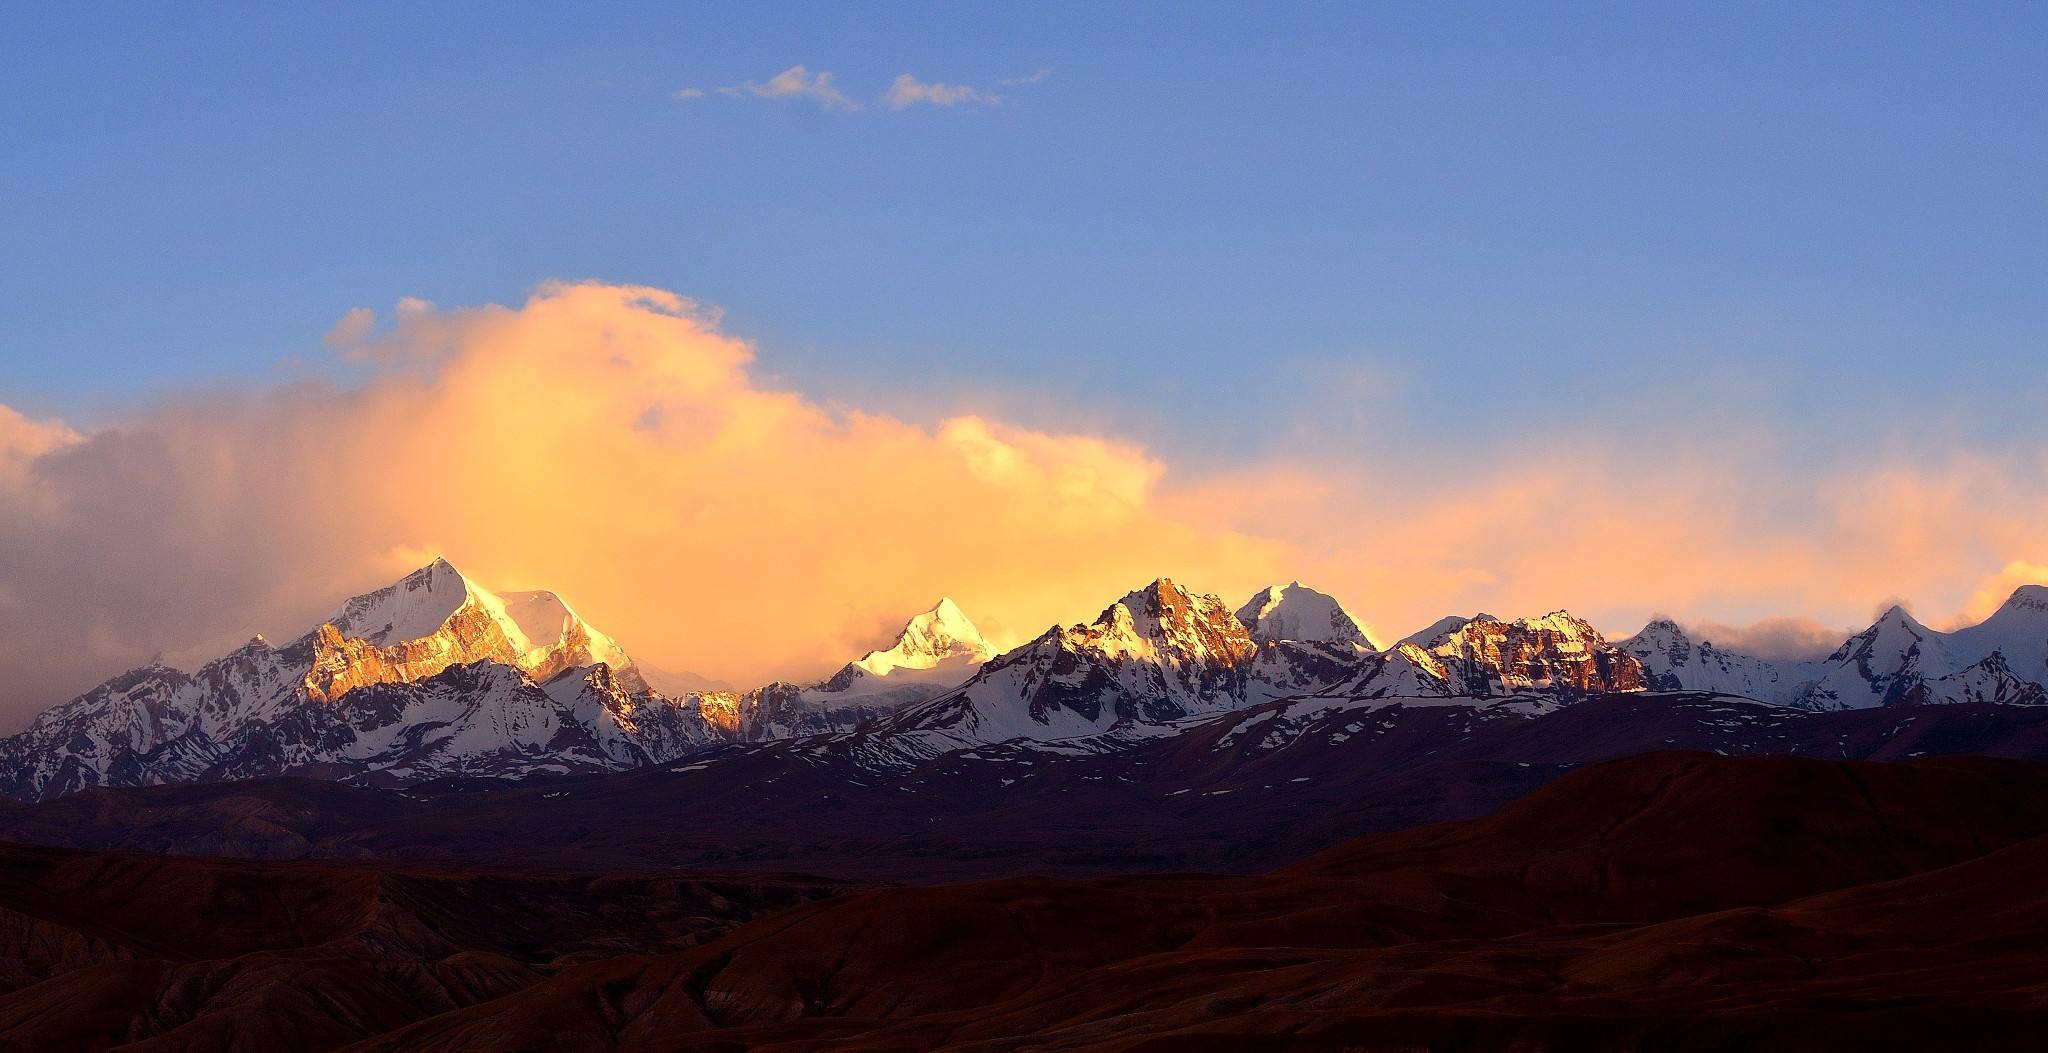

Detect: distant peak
1235,581,1374,650
2001,584,2048,613
844,598,995,681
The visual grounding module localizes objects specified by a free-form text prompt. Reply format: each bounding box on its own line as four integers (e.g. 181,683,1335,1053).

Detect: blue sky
4,3,2043,459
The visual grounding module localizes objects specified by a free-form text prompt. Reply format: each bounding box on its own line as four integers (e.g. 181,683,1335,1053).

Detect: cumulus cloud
704,65,859,110
4,281,2047,728
885,74,1001,110
0,283,1288,724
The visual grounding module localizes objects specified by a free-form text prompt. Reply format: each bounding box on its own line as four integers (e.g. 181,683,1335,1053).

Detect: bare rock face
302,601,528,703
1421,612,1648,695
687,682,899,740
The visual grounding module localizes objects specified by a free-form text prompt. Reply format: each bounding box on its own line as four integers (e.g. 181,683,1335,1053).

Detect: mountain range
5,559,2048,803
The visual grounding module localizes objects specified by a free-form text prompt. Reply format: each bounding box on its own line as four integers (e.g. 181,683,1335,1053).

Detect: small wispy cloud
674,66,1046,113
885,73,1002,110
684,65,859,110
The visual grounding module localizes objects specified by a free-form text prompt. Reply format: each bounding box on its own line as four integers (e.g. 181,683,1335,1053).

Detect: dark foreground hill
4,752,2047,1051
6,694,2048,881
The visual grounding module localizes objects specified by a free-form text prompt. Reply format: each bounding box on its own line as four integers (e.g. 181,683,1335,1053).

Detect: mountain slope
1618,618,1810,703
0,560,700,799
880,580,1267,745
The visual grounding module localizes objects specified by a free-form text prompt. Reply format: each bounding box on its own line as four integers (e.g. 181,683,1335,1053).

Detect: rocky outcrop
1419,612,1648,695
301,601,529,703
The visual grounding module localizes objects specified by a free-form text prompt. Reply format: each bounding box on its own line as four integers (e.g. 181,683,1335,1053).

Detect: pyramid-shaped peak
1236,581,1375,651
323,557,480,646
1620,617,1689,650
921,596,976,629
849,599,995,679
897,597,989,649
1872,603,1933,632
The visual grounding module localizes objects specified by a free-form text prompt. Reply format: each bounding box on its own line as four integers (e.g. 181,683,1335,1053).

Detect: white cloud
675,67,1041,113
712,65,859,110
885,73,1001,110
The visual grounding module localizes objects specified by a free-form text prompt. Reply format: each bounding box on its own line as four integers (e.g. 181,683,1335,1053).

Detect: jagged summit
1095,579,1255,664
850,598,993,676
1421,610,1646,695
324,557,474,646
813,598,997,699
1236,582,1376,652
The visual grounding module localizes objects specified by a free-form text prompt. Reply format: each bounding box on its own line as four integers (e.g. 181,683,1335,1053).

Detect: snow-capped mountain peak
492,588,635,677
1830,604,1945,667
323,556,473,646
850,597,994,677
1236,582,1376,652
2000,584,2048,614
809,598,998,703
1617,617,1808,704
1400,613,1498,649
1949,584,2048,687
1095,579,1256,665
296,559,646,702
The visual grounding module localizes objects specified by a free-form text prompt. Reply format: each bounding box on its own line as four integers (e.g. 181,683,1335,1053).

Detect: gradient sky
2,4,2046,717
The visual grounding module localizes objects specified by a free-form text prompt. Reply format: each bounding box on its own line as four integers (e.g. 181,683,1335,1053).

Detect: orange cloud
1175,447,2048,647
0,283,1290,722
